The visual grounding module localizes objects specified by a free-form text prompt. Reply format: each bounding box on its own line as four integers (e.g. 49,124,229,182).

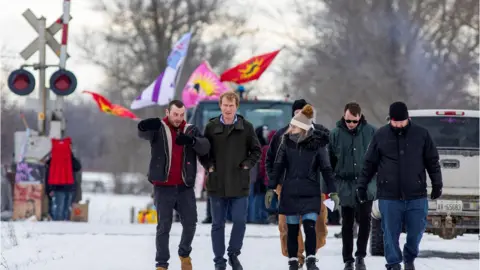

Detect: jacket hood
283,124,330,148
312,123,330,146
337,115,367,130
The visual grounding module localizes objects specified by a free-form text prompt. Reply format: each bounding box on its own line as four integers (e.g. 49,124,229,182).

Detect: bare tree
79,0,249,106
75,0,250,186
286,0,479,126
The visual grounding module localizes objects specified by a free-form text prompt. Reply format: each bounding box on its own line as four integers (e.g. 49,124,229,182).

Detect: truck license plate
436,200,463,212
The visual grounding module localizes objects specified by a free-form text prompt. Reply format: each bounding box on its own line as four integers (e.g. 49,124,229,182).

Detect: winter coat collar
210,114,245,134
337,115,367,133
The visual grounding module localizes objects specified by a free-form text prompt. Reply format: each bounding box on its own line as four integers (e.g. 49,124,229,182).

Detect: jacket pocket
416,173,427,192
206,172,219,192
240,169,250,190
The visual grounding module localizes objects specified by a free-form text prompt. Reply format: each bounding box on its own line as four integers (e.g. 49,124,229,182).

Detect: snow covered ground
1,193,479,270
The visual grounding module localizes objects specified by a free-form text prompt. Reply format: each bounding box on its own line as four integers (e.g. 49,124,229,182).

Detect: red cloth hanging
47,137,74,186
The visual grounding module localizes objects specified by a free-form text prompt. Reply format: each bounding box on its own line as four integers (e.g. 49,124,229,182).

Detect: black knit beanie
292,99,308,116
389,101,409,121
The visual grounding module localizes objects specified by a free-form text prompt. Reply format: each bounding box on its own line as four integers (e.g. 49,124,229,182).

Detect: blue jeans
286,213,318,224
379,198,428,267
247,185,268,223
50,191,74,221
253,193,268,223
210,196,248,267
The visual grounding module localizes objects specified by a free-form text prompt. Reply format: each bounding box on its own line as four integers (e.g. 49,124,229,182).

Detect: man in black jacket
357,102,443,270
137,100,210,270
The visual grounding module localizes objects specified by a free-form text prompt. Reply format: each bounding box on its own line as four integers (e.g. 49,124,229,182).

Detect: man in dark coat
357,102,443,270
203,91,262,270
329,102,376,270
137,100,210,270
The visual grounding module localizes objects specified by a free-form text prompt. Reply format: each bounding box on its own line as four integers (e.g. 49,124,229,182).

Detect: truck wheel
370,217,384,256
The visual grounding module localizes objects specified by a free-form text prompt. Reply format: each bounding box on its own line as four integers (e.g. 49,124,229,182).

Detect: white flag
131,32,191,109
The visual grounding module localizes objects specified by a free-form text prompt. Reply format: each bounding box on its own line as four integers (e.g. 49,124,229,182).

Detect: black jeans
154,185,197,268
341,201,372,263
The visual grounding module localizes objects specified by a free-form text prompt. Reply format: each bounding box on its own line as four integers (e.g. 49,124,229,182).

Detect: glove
175,133,195,146
431,186,442,200
356,188,368,204
138,118,161,131
265,189,275,208
329,193,340,211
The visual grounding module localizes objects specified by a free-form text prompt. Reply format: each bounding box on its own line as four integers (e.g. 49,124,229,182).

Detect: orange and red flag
83,91,139,120
220,49,281,84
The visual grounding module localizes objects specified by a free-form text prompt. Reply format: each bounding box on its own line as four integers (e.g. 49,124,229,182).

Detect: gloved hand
138,118,161,131
431,186,442,200
265,189,275,209
175,133,195,146
356,188,368,204
329,193,340,211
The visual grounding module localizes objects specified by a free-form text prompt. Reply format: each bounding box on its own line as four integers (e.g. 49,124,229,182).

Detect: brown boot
156,267,167,270
180,256,192,270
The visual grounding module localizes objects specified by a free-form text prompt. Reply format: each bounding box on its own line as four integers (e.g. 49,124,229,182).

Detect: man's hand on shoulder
138,118,161,131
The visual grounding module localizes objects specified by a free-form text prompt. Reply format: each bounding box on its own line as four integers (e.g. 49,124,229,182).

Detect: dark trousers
210,195,248,267
206,196,212,219
50,191,74,221
154,186,197,268
341,201,372,263
379,198,428,267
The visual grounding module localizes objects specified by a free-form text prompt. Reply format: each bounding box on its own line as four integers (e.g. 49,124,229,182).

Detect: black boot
355,257,366,270
344,261,354,270
288,258,299,270
201,217,212,224
404,262,415,270
228,254,243,270
334,231,342,238
215,265,226,270
305,256,319,270
386,264,401,270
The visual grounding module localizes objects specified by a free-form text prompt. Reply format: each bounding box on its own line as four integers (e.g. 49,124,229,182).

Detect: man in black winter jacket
138,100,210,270
357,102,443,270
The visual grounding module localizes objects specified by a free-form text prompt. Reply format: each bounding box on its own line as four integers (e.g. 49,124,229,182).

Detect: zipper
274,137,285,163
181,125,188,186
182,145,187,185
163,127,169,182
397,135,406,200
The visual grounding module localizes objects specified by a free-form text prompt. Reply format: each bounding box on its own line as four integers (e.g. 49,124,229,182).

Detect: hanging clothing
47,137,74,186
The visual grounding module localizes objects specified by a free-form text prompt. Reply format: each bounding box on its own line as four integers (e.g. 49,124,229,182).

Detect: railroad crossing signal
20,9,72,61
49,69,77,96
7,69,36,96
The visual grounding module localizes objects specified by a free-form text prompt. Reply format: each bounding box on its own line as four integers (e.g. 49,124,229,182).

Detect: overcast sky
0,0,308,105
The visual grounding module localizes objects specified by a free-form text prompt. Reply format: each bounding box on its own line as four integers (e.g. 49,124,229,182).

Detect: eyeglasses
345,119,359,124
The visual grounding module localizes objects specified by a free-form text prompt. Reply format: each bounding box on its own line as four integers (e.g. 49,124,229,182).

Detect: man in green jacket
204,90,262,270
328,102,376,270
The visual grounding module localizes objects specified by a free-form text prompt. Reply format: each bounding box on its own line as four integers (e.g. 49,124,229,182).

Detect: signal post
8,3,76,137
8,2,77,162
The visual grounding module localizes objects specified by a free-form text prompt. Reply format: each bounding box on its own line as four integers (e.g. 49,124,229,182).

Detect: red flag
83,91,139,120
220,49,281,84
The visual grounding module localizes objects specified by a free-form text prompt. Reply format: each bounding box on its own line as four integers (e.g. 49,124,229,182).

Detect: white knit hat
290,104,314,130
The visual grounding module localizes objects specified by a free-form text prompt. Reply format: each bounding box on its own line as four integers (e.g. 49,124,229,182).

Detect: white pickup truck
370,109,480,256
